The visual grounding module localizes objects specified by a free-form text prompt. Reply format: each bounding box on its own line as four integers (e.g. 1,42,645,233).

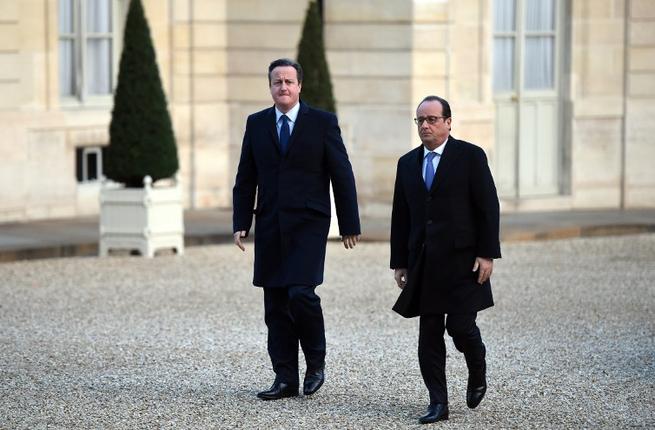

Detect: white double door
493,0,564,198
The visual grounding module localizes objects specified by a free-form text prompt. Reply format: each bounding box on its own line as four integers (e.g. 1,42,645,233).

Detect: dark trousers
263,286,326,386
418,313,486,404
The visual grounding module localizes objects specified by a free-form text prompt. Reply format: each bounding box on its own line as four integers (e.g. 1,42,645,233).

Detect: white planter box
99,176,184,257
328,183,339,239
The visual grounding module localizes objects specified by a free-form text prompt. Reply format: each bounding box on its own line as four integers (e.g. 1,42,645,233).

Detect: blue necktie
424,152,437,190
279,115,290,154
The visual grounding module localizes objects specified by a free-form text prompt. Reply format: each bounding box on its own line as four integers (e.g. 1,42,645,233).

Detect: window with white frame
523,0,556,90
493,0,517,92
76,146,104,183
493,0,557,93
59,0,115,100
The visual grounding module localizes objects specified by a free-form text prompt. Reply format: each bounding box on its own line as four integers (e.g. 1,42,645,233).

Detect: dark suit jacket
390,136,501,317
233,101,360,287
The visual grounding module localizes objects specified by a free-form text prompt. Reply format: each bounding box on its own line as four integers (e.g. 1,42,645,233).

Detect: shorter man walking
390,95,501,423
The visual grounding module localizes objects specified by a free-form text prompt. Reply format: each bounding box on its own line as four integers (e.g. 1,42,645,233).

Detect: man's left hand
472,257,493,284
342,235,360,249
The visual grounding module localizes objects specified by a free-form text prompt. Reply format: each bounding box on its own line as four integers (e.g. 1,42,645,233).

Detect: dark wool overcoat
390,136,501,317
233,102,360,288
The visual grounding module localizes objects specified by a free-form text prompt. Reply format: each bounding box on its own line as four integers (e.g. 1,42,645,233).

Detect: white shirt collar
275,102,300,124
423,136,449,157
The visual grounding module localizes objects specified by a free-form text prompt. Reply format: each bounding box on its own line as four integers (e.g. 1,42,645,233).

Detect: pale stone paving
1,235,654,429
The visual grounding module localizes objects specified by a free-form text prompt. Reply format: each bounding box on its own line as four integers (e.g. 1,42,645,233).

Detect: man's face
269,66,302,113
416,100,452,150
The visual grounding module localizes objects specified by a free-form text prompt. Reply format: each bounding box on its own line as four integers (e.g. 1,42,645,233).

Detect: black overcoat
390,136,501,317
233,102,360,287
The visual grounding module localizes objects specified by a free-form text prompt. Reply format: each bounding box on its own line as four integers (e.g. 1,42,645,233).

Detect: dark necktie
424,152,437,190
279,115,290,154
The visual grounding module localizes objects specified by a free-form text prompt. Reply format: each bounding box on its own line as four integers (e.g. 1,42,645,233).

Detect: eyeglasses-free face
269,66,302,113
414,116,448,126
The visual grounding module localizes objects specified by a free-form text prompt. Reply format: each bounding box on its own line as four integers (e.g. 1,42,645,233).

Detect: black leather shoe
418,403,449,424
256,381,299,400
466,368,487,409
303,368,325,395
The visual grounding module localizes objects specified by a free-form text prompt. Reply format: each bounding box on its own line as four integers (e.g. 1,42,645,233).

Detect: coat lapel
412,146,428,195
285,102,309,156
429,136,462,194
266,106,281,154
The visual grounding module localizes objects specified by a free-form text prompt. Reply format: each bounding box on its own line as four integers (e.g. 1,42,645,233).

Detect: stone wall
569,0,626,208
569,0,655,209
0,0,654,223
625,0,655,207
170,0,230,209
0,0,101,221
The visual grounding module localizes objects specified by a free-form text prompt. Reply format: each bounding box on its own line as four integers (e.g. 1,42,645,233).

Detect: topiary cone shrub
297,0,336,114
104,0,178,188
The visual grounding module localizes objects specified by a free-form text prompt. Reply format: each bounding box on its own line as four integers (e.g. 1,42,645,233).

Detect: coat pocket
254,188,265,215
305,198,331,217
454,249,477,281
454,230,476,249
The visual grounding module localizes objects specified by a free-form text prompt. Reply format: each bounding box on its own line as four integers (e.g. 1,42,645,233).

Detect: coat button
427,219,433,225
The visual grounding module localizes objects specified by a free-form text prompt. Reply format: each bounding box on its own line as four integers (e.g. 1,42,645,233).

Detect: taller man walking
233,58,361,400
390,95,501,423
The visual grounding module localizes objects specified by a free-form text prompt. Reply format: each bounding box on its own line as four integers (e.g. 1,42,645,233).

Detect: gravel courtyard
1,234,654,429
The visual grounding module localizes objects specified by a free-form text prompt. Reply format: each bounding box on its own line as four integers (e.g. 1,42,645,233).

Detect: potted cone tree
297,1,340,237
297,0,336,114
99,0,183,257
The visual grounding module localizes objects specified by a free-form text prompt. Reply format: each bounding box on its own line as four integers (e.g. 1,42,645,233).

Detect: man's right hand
394,268,408,290
234,231,247,251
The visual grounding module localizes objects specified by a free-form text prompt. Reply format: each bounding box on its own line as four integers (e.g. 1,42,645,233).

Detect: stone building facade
0,0,653,222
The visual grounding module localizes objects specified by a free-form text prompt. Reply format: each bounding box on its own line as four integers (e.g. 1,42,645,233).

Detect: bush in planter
296,0,336,114
105,0,178,188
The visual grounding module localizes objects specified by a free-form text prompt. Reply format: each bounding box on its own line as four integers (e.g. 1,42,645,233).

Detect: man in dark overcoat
390,95,501,424
233,58,360,400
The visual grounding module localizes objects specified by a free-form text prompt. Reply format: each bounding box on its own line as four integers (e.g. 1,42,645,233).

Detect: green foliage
297,1,336,113
105,0,178,187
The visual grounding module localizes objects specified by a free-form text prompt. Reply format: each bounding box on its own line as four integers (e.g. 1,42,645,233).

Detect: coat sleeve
390,160,410,269
232,118,257,236
470,147,501,259
324,113,361,236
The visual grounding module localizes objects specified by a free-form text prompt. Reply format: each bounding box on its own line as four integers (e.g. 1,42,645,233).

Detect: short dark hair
268,58,303,85
417,95,451,118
